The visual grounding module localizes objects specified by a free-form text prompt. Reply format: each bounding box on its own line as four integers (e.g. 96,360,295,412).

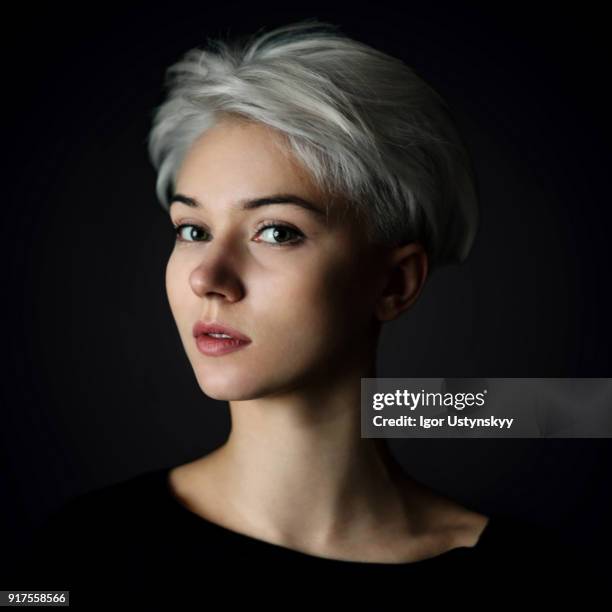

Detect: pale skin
165,114,490,563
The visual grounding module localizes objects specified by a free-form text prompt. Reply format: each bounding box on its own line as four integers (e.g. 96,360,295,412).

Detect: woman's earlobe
375,295,402,322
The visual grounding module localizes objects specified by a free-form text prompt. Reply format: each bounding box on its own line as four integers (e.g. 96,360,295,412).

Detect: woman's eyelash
173,224,208,243
255,223,305,246
172,222,305,247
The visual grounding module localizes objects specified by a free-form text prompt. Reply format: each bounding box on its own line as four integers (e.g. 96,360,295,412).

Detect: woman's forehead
176,121,322,200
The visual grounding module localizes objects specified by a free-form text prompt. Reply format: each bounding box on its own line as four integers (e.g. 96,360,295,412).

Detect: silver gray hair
147,19,479,272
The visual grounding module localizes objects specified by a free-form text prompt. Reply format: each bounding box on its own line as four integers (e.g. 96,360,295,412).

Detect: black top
10,465,606,608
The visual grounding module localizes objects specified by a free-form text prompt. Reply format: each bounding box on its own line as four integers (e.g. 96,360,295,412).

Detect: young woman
14,18,597,608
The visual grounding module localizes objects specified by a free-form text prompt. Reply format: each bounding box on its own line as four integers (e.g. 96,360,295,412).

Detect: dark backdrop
1,0,610,579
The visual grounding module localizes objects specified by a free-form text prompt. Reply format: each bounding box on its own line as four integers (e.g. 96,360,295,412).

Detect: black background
1,0,610,580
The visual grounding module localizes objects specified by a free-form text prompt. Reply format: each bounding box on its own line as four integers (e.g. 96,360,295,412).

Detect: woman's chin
192,367,262,401
193,366,303,402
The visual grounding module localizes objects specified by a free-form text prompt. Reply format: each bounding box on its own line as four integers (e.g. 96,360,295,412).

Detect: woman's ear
375,242,429,322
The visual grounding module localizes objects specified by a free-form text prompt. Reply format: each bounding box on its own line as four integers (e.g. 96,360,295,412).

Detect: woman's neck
176,356,430,555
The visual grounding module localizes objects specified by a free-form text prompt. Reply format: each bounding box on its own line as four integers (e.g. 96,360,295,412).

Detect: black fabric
8,466,607,608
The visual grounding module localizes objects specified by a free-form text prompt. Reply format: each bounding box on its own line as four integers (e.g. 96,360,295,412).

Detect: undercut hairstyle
147,18,480,273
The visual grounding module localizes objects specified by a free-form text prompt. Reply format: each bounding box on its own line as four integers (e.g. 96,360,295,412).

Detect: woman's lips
192,320,251,342
192,320,252,357
195,334,251,357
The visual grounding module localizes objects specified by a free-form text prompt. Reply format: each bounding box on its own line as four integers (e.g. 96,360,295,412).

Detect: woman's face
166,116,388,401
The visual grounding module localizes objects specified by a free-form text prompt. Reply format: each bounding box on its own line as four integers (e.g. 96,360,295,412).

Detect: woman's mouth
195,334,251,356
192,320,252,357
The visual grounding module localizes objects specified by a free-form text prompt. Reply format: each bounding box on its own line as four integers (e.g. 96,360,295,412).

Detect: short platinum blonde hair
147,19,479,272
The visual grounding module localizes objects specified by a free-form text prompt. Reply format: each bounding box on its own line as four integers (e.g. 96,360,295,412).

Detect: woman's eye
255,223,305,247
174,224,208,242
173,223,305,247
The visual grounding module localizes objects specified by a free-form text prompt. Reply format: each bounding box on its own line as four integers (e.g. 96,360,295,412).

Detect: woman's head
165,116,405,400
147,19,478,400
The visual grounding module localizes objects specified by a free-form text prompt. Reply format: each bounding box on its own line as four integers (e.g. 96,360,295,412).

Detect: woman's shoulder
38,468,167,530
20,469,171,568
12,467,177,595
475,512,605,584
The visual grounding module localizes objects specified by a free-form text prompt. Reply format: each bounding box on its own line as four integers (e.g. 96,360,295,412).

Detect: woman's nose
188,240,245,301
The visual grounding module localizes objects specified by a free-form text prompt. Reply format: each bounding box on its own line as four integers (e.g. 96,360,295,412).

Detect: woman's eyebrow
169,193,325,217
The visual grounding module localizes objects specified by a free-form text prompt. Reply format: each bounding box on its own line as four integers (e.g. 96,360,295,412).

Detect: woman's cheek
165,256,196,341
165,263,183,314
